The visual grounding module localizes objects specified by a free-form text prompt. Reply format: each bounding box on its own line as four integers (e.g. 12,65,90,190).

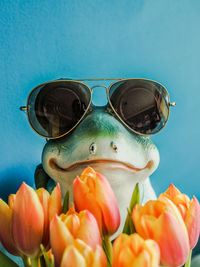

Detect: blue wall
0,0,200,202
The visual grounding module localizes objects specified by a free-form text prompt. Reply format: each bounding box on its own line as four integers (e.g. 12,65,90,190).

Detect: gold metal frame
20,78,176,139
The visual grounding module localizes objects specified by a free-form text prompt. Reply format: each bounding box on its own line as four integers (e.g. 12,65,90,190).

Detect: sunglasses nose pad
91,85,108,106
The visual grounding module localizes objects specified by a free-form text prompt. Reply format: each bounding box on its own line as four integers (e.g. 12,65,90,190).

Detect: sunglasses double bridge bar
20,78,176,139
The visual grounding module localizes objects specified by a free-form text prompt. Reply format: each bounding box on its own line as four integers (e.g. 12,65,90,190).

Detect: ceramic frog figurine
2,78,199,266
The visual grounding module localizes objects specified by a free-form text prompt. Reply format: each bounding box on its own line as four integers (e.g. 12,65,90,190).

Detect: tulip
36,184,62,249
0,199,19,256
132,199,190,267
60,239,107,267
50,206,101,267
73,167,120,236
112,233,160,267
159,184,200,249
0,182,62,258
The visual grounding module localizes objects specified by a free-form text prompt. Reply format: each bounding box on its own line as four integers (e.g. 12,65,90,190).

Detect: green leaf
0,251,19,267
185,250,192,267
122,183,140,234
62,190,69,214
129,183,140,211
102,236,112,267
40,244,54,267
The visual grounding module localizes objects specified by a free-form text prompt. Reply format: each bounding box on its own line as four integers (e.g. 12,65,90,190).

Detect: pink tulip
159,184,200,249
132,199,190,267
112,233,160,267
73,167,120,235
60,239,107,267
50,206,101,267
0,182,62,258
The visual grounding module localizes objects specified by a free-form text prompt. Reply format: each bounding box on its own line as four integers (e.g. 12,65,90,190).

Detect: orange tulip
60,239,107,267
132,199,190,267
112,233,160,267
0,182,62,258
159,184,200,249
73,167,120,235
50,207,102,267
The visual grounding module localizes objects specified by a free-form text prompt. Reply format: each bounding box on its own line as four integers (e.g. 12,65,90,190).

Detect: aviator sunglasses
20,78,176,139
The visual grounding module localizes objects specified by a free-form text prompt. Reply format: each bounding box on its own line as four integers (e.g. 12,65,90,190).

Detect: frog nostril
89,142,97,154
111,141,118,152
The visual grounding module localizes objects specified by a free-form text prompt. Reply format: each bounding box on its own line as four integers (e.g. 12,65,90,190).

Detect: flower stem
22,256,31,267
102,235,112,267
30,257,39,267
184,250,192,267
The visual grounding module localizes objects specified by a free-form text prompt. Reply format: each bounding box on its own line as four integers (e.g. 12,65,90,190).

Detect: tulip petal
49,184,62,223
61,245,86,267
73,176,103,232
144,240,160,267
131,250,150,267
147,211,189,267
50,215,74,267
92,245,107,267
117,246,135,267
8,194,15,210
0,199,19,255
158,195,189,237
165,184,181,198
95,172,120,235
12,183,44,257
36,188,50,248
77,210,102,250
185,196,200,249
72,239,93,266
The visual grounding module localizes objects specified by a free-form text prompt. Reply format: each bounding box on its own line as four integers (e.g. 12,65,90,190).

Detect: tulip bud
73,167,120,236
132,199,190,267
160,184,200,249
0,182,62,258
12,183,44,257
112,233,160,267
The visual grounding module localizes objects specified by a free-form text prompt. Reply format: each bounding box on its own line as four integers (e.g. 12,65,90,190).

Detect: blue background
0,0,200,202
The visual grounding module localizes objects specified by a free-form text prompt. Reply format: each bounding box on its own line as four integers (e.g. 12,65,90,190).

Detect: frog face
42,105,160,233
22,78,173,235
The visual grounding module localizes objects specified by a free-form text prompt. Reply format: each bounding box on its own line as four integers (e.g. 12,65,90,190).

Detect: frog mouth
49,158,154,173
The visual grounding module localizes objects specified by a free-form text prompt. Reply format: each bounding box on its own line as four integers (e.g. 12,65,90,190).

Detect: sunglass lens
109,79,169,135
27,81,91,138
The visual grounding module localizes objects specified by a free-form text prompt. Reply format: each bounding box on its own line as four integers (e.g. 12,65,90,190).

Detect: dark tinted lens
27,81,91,138
109,79,169,135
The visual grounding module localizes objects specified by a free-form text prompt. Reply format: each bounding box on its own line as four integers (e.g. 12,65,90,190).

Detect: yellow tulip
112,233,160,267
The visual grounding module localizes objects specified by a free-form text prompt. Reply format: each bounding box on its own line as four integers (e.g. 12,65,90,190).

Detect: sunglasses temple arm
20,106,27,113
169,102,176,106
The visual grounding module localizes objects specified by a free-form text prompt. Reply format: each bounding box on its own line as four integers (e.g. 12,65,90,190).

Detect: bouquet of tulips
0,166,200,267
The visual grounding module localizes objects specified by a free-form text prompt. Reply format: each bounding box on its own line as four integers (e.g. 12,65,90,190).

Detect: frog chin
44,157,157,237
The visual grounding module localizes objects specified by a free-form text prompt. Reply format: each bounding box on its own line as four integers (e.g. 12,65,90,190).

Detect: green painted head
42,104,160,235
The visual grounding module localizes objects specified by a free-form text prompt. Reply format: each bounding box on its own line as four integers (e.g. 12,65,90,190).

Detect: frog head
42,104,160,233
